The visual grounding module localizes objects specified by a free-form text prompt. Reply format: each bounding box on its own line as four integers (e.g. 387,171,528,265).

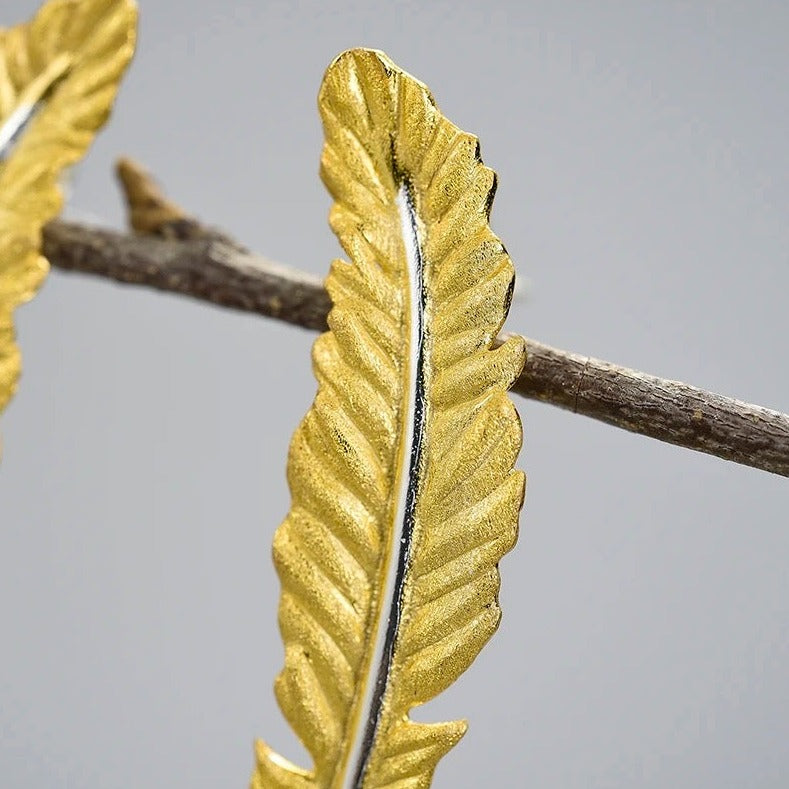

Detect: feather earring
254,48,526,789
0,0,137,424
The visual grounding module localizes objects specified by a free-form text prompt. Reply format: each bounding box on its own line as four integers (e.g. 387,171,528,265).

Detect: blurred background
1,1,788,787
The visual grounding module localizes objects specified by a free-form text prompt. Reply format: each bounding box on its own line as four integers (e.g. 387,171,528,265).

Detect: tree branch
40,161,789,478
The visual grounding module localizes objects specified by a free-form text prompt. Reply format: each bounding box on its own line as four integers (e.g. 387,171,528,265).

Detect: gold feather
0,0,137,418
254,49,526,788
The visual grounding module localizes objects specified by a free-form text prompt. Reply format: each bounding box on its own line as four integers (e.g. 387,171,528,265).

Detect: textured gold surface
0,0,137,417
254,49,526,788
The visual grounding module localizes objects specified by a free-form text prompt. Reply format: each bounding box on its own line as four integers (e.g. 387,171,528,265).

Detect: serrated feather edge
254,48,525,789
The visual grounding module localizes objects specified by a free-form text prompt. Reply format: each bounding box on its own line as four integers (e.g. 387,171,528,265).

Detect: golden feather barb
0,0,137,416
254,49,526,789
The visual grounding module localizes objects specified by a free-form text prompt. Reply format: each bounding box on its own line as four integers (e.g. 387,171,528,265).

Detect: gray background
1,1,787,787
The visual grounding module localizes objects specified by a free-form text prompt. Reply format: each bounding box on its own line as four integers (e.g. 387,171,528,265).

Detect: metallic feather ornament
254,49,526,788
0,0,137,418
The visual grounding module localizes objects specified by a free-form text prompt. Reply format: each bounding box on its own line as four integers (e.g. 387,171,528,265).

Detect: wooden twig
508,338,789,477
44,219,332,332
40,161,789,478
